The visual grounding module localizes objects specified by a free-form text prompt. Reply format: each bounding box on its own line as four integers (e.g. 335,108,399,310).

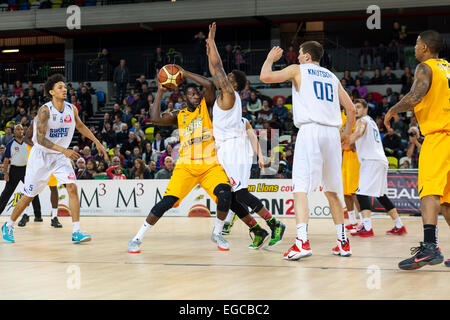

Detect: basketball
158,64,183,89
188,204,211,217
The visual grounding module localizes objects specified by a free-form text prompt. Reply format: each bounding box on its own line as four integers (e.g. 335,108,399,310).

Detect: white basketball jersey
33,101,76,154
292,63,342,128
213,91,243,143
355,115,388,164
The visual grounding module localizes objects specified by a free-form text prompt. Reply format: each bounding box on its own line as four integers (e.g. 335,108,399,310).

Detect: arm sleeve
4,141,12,159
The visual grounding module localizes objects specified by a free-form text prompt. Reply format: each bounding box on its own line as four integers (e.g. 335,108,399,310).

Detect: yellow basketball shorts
418,131,450,204
164,161,230,207
342,149,360,196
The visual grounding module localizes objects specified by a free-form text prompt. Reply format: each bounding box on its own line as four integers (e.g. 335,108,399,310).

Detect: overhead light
2,49,19,53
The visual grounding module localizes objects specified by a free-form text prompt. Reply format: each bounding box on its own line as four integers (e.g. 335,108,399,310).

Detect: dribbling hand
384,110,393,130
96,143,108,161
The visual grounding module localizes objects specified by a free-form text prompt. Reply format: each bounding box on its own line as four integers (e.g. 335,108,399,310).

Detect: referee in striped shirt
0,124,42,225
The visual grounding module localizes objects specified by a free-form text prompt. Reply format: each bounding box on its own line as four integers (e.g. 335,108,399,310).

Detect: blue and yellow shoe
72,230,91,243
2,222,15,243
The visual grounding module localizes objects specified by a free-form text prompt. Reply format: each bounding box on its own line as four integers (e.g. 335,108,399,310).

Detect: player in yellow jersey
385,30,450,269
128,67,260,253
341,109,361,231
19,120,62,228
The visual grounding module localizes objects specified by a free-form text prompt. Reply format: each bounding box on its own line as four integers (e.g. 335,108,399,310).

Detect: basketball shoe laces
409,242,425,256
249,229,261,246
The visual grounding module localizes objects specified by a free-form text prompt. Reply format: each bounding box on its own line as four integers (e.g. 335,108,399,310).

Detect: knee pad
356,194,372,211
214,184,232,212
235,188,263,213
230,192,250,219
151,196,178,217
377,195,395,212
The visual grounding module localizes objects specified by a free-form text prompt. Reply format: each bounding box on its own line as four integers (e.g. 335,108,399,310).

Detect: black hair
419,30,443,54
231,69,247,92
299,41,324,62
185,83,199,93
44,74,66,97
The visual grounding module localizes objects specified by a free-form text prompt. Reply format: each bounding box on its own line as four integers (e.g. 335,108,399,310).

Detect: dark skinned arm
150,83,179,126
384,63,432,129
24,120,34,147
180,67,215,108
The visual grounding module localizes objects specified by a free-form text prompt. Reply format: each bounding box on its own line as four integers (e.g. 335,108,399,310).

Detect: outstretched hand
208,22,216,41
267,46,283,63
384,109,393,130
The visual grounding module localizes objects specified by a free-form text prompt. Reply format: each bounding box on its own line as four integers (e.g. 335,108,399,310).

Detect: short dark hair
300,41,324,62
355,99,368,108
231,69,247,92
44,74,66,97
185,83,199,93
419,30,443,54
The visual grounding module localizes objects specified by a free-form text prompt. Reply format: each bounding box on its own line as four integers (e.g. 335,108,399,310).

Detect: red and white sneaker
351,226,374,237
386,226,407,235
332,239,352,257
345,223,358,231
283,238,312,261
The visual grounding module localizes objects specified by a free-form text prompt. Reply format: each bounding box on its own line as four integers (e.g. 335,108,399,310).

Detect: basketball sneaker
268,220,286,247
398,242,443,270
351,225,374,237
332,239,352,257
445,259,450,267
248,226,269,250
345,223,358,231
51,217,63,228
283,238,312,261
128,239,142,253
34,216,43,222
211,232,230,251
222,214,237,235
386,226,407,235
2,222,14,243
18,214,29,227
72,230,91,243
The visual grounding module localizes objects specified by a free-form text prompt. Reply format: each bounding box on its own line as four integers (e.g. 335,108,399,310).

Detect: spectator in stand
101,122,116,149
258,99,273,121
272,97,288,121
116,123,129,146
359,40,373,70
126,89,135,105
283,112,295,134
78,86,93,120
382,127,403,159
67,88,76,103
355,68,370,85
127,146,142,168
121,130,138,156
246,91,262,116
113,59,130,104
155,156,174,179
140,84,151,102
242,106,254,123
391,114,408,139
235,47,246,72
112,114,124,133
138,107,151,128
386,40,399,68
145,94,154,109
158,144,173,168
351,79,368,99
135,74,148,93
0,93,7,109
131,93,143,114
121,105,134,128
12,80,23,97
13,106,30,124
1,82,10,97
342,70,354,86
149,80,157,92
285,46,298,65
0,145,5,161
78,135,93,151
148,161,158,179
382,66,398,84
23,81,33,96
98,112,111,132
254,117,264,130
75,158,88,179
174,96,184,110
99,48,115,81
70,95,81,113
112,149,126,170
151,132,166,162
392,21,401,41
131,122,145,140
240,80,252,104
371,68,384,84
93,160,108,180
222,44,235,74
82,146,94,162
406,126,423,169
170,87,183,104
340,78,351,92
0,127,14,146
86,83,95,95
85,159,98,179
194,31,207,75
130,159,152,179
400,66,414,94
142,142,153,165
379,95,391,115
106,164,127,180
386,87,399,105
269,114,283,130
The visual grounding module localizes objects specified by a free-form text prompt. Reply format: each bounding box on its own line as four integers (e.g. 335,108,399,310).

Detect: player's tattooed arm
150,84,178,126
36,106,63,152
384,63,431,128
24,120,34,147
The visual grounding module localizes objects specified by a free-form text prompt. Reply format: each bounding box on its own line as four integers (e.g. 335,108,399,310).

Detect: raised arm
206,22,235,110
178,66,216,108
245,119,265,170
73,106,108,161
260,47,300,90
339,83,356,148
24,120,34,147
384,63,432,129
348,119,367,146
150,83,179,126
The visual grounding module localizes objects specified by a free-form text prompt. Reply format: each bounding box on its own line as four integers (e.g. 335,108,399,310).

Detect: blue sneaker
72,230,91,243
2,222,15,243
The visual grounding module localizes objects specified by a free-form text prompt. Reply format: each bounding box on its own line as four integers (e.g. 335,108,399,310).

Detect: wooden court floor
0,216,449,300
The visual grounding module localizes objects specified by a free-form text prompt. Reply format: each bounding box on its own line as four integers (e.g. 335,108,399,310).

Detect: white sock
213,218,225,235
362,218,372,231
6,219,15,228
394,217,403,229
72,222,80,233
133,221,151,242
348,210,357,225
336,224,347,242
51,209,58,219
225,211,235,224
296,223,308,242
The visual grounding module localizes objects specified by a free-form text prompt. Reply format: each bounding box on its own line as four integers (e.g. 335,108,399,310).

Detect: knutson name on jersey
49,127,70,138
307,68,332,78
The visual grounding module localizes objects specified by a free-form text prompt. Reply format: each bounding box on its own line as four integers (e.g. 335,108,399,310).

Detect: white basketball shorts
216,138,252,192
356,160,388,198
292,123,343,195
23,146,76,197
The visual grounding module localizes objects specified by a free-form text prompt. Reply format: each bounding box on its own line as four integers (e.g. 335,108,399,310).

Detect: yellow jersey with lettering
414,58,450,136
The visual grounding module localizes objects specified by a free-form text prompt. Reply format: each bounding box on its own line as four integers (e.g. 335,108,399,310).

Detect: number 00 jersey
355,115,388,164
